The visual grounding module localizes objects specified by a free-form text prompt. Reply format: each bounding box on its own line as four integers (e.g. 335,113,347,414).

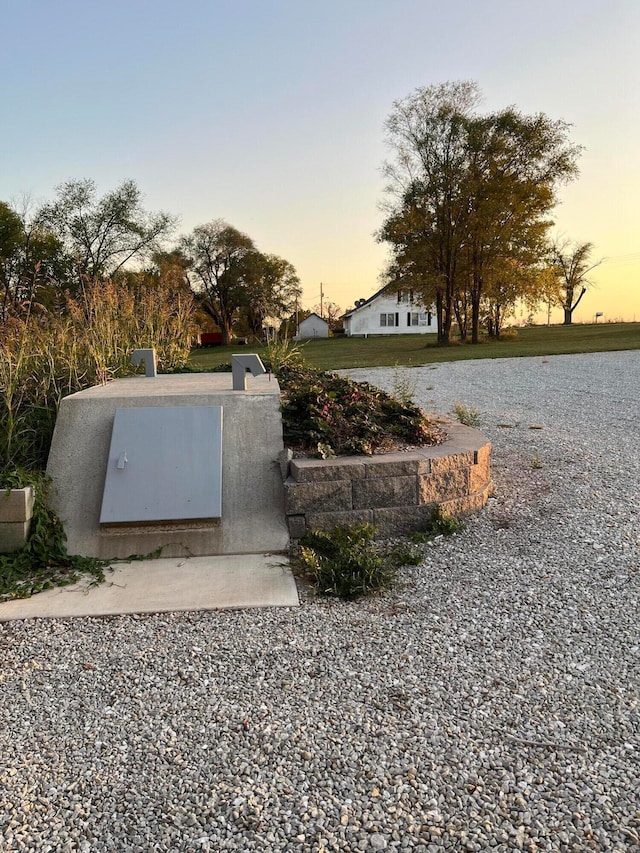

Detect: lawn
189,322,640,371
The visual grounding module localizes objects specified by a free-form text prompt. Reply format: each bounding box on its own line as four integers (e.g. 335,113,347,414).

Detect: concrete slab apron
0,555,299,621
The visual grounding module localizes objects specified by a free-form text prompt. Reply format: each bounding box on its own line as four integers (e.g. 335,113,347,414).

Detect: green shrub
299,524,425,600
278,362,441,456
299,524,394,600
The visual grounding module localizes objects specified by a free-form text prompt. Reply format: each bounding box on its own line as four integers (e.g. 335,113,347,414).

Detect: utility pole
320,282,324,318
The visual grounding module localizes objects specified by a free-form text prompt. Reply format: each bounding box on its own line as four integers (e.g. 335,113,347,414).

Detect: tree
379,82,582,342
39,179,176,282
311,300,343,331
549,239,600,324
482,257,552,338
0,201,69,321
381,82,481,343
236,252,301,338
181,220,255,344
182,221,302,343
461,109,578,341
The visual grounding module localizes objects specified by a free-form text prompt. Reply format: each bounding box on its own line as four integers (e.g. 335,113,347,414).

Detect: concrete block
0,487,34,523
353,476,418,510
305,509,374,533
429,451,476,475
372,506,435,537
363,453,429,478
439,482,492,517
470,449,492,493
284,479,352,514
0,487,34,553
0,520,31,553
287,515,307,539
289,458,366,482
419,467,470,504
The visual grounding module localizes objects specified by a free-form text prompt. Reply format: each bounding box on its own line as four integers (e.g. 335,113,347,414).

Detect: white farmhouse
342,286,436,337
295,312,329,339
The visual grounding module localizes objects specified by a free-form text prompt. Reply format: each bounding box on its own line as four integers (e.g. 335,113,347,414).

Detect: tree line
1,82,600,348
378,81,599,341
0,180,302,344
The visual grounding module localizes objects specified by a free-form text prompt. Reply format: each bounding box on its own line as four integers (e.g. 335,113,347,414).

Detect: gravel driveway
1,350,638,852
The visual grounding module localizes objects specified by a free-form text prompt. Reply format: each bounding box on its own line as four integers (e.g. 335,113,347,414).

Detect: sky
1,0,639,324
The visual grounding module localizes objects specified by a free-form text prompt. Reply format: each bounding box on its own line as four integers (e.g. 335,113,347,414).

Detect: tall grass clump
0,277,197,472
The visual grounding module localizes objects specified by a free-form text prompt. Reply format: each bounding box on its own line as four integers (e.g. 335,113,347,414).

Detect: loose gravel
1,350,639,852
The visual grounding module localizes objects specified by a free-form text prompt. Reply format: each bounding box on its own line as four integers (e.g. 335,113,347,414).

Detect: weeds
452,401,481,427
264,336,306,373
391,363,417,404
0,469,108,601
298,523,422,600
0,277,196,471
532,452,542,469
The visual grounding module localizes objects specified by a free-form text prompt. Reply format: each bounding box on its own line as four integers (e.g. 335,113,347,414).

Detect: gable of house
343,287,435,337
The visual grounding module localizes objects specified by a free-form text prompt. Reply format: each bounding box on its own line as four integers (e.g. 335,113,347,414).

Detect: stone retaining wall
282,422,492,539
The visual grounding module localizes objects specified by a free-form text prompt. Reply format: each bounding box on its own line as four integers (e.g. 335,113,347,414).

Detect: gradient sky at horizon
2,0,639,323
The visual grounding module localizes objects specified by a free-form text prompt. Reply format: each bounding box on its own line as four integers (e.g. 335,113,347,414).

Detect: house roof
342,283,398,319
299,312,328,325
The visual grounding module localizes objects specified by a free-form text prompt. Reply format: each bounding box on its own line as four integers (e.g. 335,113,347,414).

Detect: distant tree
182,222,302,343
0,201,69,321
39,179,176,283
548,239,601,324
482,257,553,338
236,252,302,338
311,300,343,331
181,220,255,344
379,81,582,343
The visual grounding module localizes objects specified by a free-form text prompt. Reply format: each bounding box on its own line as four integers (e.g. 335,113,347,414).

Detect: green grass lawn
189,322,640,372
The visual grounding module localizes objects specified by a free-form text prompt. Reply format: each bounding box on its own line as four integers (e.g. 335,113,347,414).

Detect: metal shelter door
100,406,223,524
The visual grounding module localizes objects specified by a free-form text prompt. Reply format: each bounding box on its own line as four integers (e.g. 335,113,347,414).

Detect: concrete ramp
0,554,299,621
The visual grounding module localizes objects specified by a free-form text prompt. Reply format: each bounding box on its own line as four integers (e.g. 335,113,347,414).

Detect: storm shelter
46,371,289,559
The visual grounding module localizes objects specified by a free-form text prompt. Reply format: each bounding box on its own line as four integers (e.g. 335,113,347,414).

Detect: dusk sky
2,0,639,323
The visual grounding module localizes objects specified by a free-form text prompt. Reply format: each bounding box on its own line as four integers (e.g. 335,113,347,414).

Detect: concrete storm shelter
46,355,289,559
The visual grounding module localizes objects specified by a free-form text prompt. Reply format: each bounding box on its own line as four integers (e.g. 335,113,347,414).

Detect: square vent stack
100,406,223,525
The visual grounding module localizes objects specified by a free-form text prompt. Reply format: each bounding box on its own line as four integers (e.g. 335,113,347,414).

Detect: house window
381,313,397,327
407,312,420,326
380,313,387,327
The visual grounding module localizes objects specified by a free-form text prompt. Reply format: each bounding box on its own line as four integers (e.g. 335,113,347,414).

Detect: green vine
0,469,108,601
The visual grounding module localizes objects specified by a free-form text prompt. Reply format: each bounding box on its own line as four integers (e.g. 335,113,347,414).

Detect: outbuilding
296,312,329,339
